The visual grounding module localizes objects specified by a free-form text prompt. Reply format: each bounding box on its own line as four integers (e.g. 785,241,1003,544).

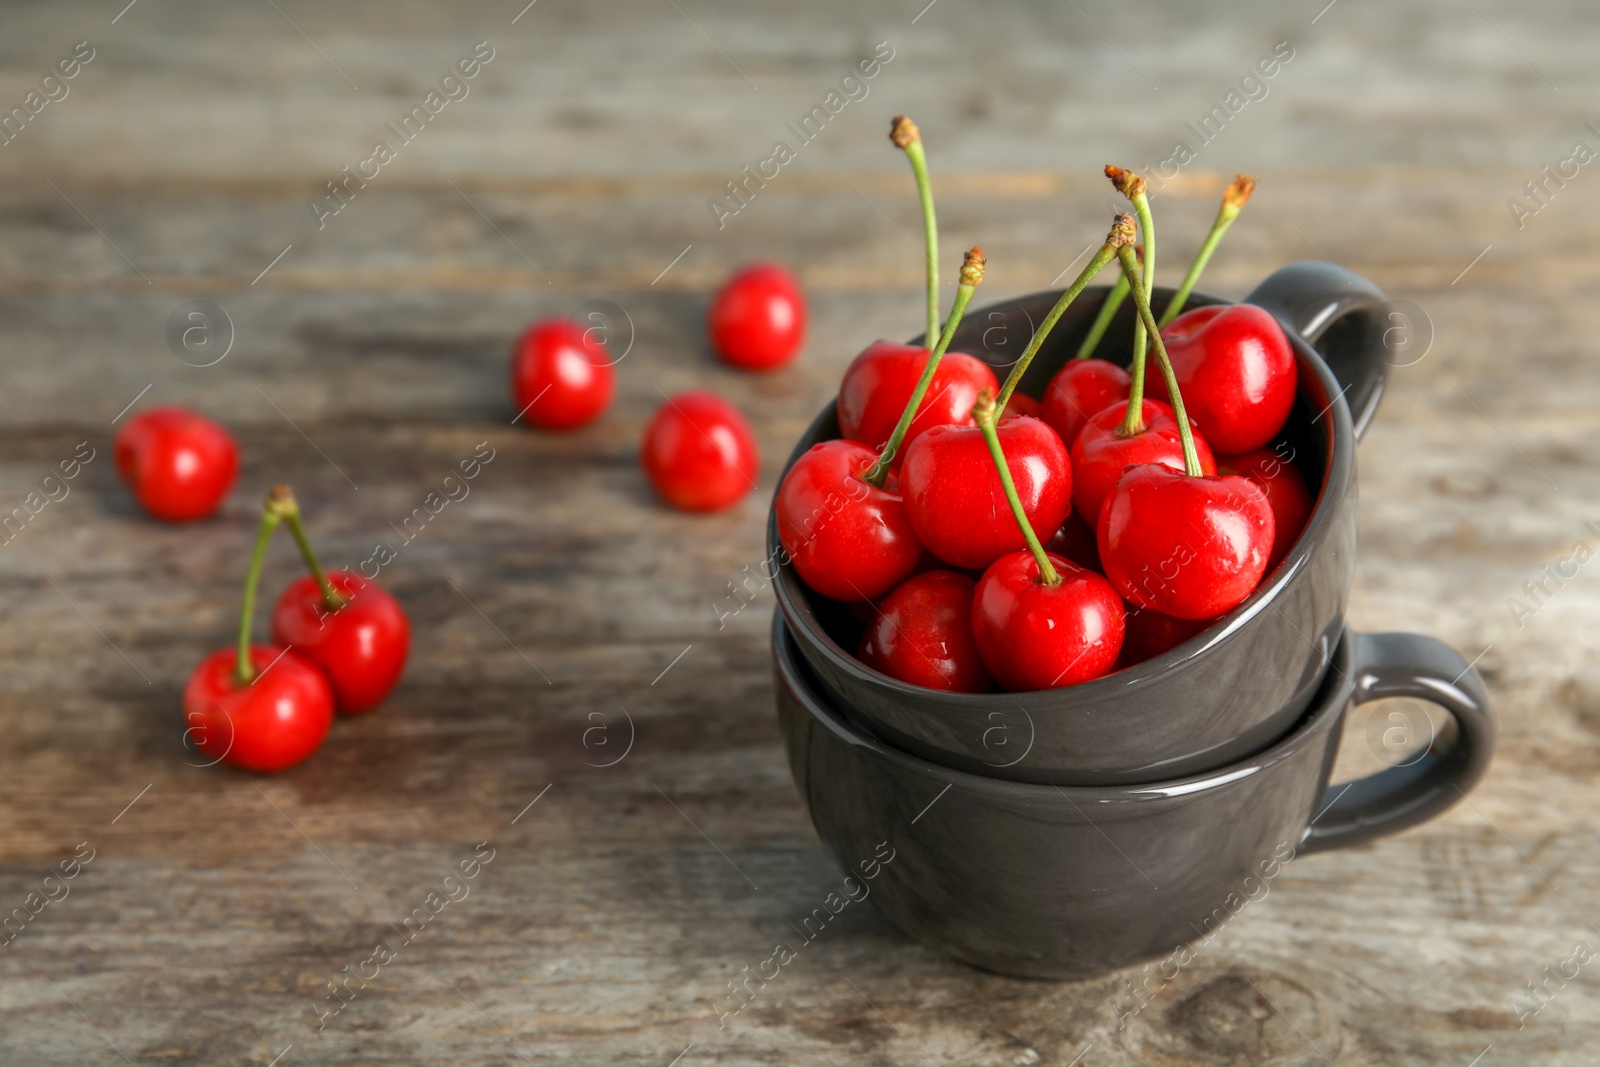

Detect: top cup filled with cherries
776,117,1310,695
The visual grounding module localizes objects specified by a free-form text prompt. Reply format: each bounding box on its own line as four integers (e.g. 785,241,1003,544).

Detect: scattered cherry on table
708,262,807,371
115,406,238,522
642,389,760,511
510,318,616,430
183,487,334,773
268,487,409,714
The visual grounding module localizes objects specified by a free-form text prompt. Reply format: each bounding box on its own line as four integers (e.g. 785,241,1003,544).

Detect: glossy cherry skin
775,439,921,602
709,262,806,371
1153,305,1297,454
1098,464,1275,621
183,646,334,773
1118,606,1209,668
858,571,992,693
1070,399,1216,526
902,415,1072,571
1046,510,1102,574
971,551,1125,692
271,571,410,714
642,390,760,511
114,406,238,522
1041,359,1132,449
1218,447,1313,572
837,341,1000,454
511,318,615,430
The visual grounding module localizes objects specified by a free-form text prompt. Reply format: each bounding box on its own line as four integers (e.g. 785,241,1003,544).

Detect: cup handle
1299,631,1496,855
1244,261,1391,440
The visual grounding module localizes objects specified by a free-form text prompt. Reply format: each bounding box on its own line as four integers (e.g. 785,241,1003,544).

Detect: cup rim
769,283,1354,706
775,608,1355,803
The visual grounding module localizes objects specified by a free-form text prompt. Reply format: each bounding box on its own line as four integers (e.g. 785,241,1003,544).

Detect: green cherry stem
1072,244,1140,360
234,490,287,686
892,115,941,346
1107,167,1155,437
974,389,1059,587
1115,242,1204,478
1159,174,1256,327
270,485,345,612
862,248,986,487
993,240,1119,412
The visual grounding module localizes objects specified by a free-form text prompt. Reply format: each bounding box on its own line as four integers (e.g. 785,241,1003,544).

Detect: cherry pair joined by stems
511,318,616,430
642,390,760,511
184,487,410,773
115,406,238,522
709,262,807,371
776,246,988,601
1095,223,1275,621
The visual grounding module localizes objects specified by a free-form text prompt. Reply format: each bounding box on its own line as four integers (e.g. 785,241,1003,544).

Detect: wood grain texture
1,0,1598,1063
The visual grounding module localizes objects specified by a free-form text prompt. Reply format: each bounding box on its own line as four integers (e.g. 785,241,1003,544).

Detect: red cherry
858,571,992,692
837,341,999,455
114,406,238,522
271,571,410,714
709,262,806,371
1045,510,1102,573
902,415,1072,571
1098,464,1274,621
1217,447,1313,572
1070,399,1216,526
999,392,1041,420
183,646,334,773
1119,606,1209,667
1153,305,1297,454
775,439,921,601
642,390,759,512
1040,359,1131,448
971,551,1125,691
511,319,615,430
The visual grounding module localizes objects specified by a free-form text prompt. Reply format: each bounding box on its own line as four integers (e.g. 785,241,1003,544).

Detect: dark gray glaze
773,610,1494,980
770,261,1393,785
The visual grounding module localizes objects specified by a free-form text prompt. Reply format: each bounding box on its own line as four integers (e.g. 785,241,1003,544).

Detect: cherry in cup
268,487,410,714
858,570,992,693
1217,446,1312,572
183,488,333,773
835,118,999,458
115,406,238,522
966,390,1125,691
709,262,806,371
1095,224,1275,622
642,390,759,511
1153,304,1297,455
776,245,989,601
510,318,615,430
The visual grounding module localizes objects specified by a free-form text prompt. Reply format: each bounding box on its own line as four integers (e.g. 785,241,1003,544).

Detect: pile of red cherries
115,244,804,772
775,117,1311,693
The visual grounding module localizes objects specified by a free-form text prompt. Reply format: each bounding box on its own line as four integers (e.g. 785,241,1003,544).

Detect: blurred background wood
0,0,1596,1063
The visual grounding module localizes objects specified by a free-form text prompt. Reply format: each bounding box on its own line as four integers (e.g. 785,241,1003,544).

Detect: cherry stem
974,390,1059,587
892,116,940,346
1116,243,1203,478
994,241,1118,413
234,495,285,686
862,248,986,487
1107,168,1155,437
267,486,346,611
1159,174,1255,328
1072,245,1139,360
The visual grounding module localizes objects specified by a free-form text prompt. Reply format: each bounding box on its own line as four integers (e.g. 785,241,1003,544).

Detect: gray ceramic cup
773,610,1493,980
771,262,1394,785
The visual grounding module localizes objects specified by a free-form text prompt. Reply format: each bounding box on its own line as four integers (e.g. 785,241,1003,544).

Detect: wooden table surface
2,1,1598,1063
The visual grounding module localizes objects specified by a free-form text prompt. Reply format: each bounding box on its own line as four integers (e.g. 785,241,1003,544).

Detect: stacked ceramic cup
768,263,1495,980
